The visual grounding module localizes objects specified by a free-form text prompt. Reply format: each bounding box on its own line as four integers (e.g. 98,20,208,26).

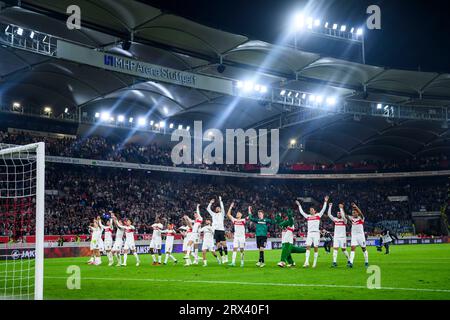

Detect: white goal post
0,142,45,300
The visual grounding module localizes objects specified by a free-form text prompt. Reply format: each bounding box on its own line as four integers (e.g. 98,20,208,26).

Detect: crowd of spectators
37,165,449,238
1,130,449,174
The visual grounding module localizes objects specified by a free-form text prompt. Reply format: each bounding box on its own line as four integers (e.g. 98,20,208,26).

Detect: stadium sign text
171,121,280,174
104,55,197,86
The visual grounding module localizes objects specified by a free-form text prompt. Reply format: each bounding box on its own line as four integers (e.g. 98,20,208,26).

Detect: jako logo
171,121,280,175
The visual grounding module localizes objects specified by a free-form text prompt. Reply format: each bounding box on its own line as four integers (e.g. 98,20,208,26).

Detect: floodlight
169,123,174,129
17,28,23,36
340,25,346,32
100,112,110,121
178,125,183,130
159,121,166,128
137,117,146,126
326,97,337,106
95,112,100,118
332,24,338,30
117,115,125,122
30,31,35,39
356,28,364,35
280,90,286,96
377,103,383,110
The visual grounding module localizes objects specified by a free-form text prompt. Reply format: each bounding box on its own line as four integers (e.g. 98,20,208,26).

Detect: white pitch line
45,276,450,293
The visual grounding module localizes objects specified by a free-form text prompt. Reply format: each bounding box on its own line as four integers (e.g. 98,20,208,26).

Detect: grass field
39,244,450,299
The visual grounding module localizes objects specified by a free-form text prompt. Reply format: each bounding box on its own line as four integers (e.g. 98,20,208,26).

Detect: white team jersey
103,226,113,242
282,226,295,244
163,229,176,238
305,215,321,233
151,223,163,240
115,225,124,241
207,202,225,231
332,218,346,238
231,217,246,238
298,202,326,233
350,217,365,235
192,216,203,233
124,225,136,242
91,226,102,241
200,226,214,243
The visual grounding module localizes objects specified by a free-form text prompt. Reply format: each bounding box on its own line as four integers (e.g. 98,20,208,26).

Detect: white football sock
151,254,156,262
240,251,244,262
170,254,176,261
232,251,237,264
313,252,318,267
123,253,128,264
305,250,310,264
343,250,350,260
350,251,355,263
203,259,207,266
158,255,162,263
363,250,369,263
133,252,140,263
164,254,169,264
333,250,338,263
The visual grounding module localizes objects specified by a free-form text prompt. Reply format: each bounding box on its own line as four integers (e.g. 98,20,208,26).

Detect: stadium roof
0,0,449,162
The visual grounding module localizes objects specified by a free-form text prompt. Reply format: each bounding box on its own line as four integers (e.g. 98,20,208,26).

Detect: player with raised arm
226,202,247,267
346,202,369,268
248,206,274,267
150,217,164,265
116,218,140,267
296,196,329,268
111,213,124,266
183,204,203,266
98,214,114,266
207,197,228,263
199,219,220,266
179,224,193,265
162,224,178,265
327,203,350,267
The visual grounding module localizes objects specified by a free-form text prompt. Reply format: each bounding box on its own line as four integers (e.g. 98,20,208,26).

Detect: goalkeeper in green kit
248,206,275,267
275,209,306,268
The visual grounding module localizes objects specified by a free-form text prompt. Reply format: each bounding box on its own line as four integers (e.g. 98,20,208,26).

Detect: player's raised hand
248,206,252,213
351,202,356,208
219,196,222,201
339,203,344,209
230,202,235,208
329,203,333,208
210,199,215,204
325,195,329,202
295,200,301,206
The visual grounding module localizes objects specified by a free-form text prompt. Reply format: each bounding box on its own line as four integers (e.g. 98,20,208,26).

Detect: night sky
142,0,450,73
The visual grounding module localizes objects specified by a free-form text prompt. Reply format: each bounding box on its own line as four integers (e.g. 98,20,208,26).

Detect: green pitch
43,244,450,300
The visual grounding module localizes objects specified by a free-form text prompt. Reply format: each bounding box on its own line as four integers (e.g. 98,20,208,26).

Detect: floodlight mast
292,13,366,64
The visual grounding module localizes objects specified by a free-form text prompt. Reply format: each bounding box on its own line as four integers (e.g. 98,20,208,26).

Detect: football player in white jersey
346,202,369,268
115,218,140,266
150,218,164,265
207,197,228,263
199,219,220,266
88,219,102,265
327,203,350,267
179,224,192,263
99,216,114,266
111,213,124,266
296,196,329,268
183,204,203,266
226,202,247,267
162,224,178,265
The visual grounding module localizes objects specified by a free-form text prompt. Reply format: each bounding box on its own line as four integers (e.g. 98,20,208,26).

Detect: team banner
56,40,234,95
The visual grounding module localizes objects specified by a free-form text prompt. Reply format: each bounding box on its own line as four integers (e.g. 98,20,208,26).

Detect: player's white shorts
124,239,136,251
202,239,215,251
333,237,347,248
305,232,320,247
351,234,366,247
165,237,174,253
112,239,123,251
98,238,105,251
150,237,162,250
186,232,199,244
90,238,100,250
182,238,190,252
233,236,245,249
103,239,112,251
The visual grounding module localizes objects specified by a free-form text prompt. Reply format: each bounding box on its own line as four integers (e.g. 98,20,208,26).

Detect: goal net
0,142,45,300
